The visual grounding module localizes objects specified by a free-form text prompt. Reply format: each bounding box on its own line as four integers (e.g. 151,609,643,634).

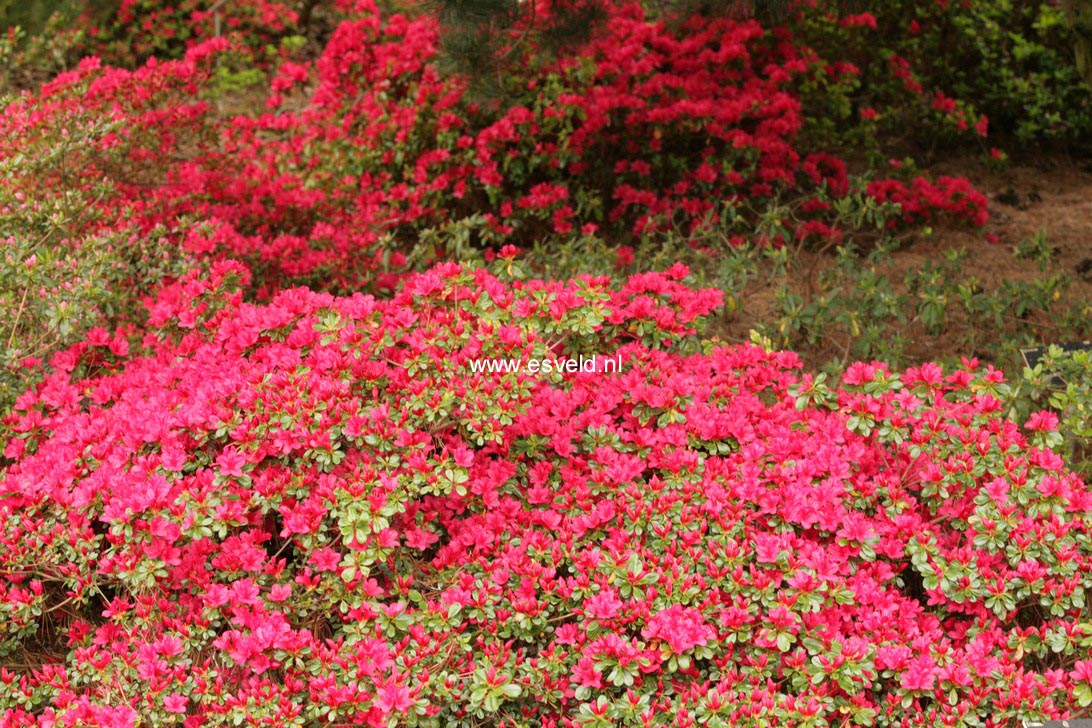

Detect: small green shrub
0,105,189,416
798,0,1092,150
0,12,86,92
1009,346,1092,476
923,0,1092,145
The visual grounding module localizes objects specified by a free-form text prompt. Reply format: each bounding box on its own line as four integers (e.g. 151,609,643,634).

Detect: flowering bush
798,0,1092,148
1,0,1090,725
72,0,305,69
0,67,190,413
122,0,296,59
2,262,1090,725
865,176,989,229
1010,345,1092,479
0,0,995,301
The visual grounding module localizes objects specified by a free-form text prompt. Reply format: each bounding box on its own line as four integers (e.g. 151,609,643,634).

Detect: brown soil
935,155,1092,287
715,156,1092,370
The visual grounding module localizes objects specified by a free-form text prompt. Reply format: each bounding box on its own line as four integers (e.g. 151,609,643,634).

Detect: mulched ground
714,155,1092,371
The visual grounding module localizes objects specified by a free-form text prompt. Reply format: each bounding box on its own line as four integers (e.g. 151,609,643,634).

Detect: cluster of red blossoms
1,261,1091,726
82,0,302,67
1,0,989,296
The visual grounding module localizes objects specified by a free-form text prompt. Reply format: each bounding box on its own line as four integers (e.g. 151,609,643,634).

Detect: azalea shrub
1010,346,1092,479
1,261,1091,726
85,0,304,67
0,0,993,300
0,2,89,90
0,74,190,414
0,0,308,84
799,0,1092,149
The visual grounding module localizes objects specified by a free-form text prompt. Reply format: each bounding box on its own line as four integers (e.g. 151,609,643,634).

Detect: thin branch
7,285,30,351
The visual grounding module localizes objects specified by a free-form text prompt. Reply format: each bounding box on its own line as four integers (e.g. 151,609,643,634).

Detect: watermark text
468,354,623,375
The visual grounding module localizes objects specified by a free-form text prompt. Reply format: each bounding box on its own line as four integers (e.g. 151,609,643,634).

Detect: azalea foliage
1,262,1090,726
